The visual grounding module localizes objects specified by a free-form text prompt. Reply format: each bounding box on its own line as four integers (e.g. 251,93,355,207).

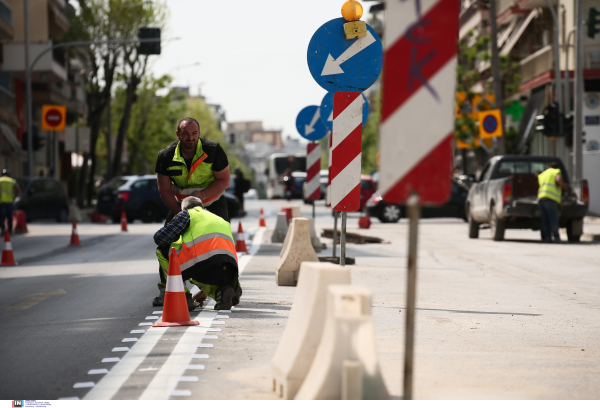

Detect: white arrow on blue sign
319,92,369,131
296,105,329,141
307,18,383,93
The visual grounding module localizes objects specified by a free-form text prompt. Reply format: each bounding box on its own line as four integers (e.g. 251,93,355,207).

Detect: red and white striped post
331,92,363,266
305,142,321,218
380,0,459,399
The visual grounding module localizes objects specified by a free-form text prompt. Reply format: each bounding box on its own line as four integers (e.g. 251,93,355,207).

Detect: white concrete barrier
309,218,322,253
295,285,389,400
271,262,351,399
290,205,302,218
271,212,288,243
275,218,319,286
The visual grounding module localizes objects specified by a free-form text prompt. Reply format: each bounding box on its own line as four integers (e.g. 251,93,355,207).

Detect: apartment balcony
0,0,13,40
520,44,553,84
48,0,69,41
0,84,18,128
1,41,67,82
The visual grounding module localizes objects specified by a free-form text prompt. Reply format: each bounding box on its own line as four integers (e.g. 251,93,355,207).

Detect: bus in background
266,153,306,199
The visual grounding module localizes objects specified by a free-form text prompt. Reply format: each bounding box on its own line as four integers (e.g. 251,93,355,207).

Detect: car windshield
102,177,129,191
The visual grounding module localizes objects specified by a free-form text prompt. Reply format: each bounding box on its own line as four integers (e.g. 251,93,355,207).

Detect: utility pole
489,0,505,154
24,0,33,176
573,0,584,182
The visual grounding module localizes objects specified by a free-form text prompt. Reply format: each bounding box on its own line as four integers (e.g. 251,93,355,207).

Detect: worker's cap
2,169,9,175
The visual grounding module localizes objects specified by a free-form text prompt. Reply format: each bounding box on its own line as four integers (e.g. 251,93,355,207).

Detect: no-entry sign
42,105,66,131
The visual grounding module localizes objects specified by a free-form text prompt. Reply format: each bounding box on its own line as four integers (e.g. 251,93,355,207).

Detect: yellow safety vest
0,176,16,204
538,168,562,204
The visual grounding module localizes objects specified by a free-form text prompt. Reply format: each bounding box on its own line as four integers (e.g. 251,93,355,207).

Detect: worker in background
154,196,241,310
153,117,231,307
538,162,569,243
0,169,21,235
233,167,247,213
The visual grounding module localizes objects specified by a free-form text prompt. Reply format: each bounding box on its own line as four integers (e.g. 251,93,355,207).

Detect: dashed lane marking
102,358,120,363
73,382,95,389
6,289,67,310
88,369,109,375
170,389,191,397
111,347,129,352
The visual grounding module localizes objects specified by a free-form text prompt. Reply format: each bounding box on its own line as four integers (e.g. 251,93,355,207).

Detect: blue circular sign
319,92,370,131
296,105,329,141
483,115,498,133
307,18,383,93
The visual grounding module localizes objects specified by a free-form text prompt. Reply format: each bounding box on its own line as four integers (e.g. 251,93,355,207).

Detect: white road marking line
122,338,138,342
73,382,95,388
139,367,159,372
196,343,213,348
217,310,231,313
152,311,163,315
203,335,218,339
88,369,109,375
205,328,221,332
170,389,192,397
186,364,205,370
145,316,159,320
111,347,129,352
215,315,229,319
179,376,199,382
211,320,225,325
138,322,153,326
191,354,209,359
102,358,120,363
130,330,146,334
58,397,79,400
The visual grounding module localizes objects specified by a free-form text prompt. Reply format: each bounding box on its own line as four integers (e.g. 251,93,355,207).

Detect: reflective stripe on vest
538,168,562,204
0,176,15,203
178,207,237,272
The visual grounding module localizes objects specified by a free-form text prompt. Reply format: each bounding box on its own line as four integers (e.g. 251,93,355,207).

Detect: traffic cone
120,211,128,232
0,232,17,266
358,216,371,229
69,220,81,246
259,208,267,227
153,248,199,327
235,222,248,253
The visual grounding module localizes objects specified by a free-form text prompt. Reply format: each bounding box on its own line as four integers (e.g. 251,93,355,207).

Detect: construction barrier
271,262,351,399
271,212,288,243
69,220,81,246
290,205,302,219
282,208,293,225
235,222,248,253
0,231,17,266
295,285,389,400
308,218,322,252
12,210,27,234
120,211,128,232
259,208,267,227
275,218,319,286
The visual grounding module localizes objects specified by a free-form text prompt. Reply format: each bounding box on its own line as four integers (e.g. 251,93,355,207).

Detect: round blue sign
307,18,383,93
483,115,498,133
296,105,329,141
320,92,370,131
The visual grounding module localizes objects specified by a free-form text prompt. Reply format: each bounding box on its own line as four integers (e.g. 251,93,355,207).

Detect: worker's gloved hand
192,290,208,307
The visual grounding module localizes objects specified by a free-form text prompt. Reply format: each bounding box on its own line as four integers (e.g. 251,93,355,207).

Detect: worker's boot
232,283,242,306
214,285,235,311
186,292,199,312
152,286,165,307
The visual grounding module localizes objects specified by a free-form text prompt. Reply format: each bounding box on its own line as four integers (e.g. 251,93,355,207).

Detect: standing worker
538,162,569,243
153,117,231,307
0,169,21,235
233,167,247,214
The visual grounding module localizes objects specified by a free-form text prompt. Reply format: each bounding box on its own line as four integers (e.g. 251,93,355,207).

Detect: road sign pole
312,201,315,219
340,212,347,266
403,193,420,400
332,211,338,257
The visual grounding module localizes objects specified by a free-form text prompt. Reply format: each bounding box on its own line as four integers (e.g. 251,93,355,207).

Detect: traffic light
588,8,600,39
138,27,161,55
21,125,45,151
536,102,560,136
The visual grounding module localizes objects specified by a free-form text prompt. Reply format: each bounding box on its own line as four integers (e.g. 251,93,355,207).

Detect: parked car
359,175,377,210
14,177,70,222
366,180,469,223
466,155,589,242
290,171,306,199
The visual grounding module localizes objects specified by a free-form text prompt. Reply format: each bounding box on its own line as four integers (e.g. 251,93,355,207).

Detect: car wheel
566,220,581,243
56,207,68,223
378,205,401,223
467,205,479,239
490,205,505,241
140,203,159,223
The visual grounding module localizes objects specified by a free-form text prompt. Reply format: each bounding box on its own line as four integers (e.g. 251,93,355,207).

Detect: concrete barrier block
271,262,351,399
295,285,389,400
275,218,319,286
271,212,289,243
290,205,302,218
309,218,322,253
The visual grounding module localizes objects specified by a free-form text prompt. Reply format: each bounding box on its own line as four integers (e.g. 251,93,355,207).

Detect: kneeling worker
154,196,241,310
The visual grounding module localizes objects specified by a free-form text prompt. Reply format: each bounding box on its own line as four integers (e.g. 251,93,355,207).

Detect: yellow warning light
341,0,363,22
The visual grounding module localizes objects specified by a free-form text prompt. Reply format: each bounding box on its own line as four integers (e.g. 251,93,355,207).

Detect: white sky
150,0,375,141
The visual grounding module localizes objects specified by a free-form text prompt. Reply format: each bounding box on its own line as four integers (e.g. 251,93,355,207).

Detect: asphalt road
0,199,598,400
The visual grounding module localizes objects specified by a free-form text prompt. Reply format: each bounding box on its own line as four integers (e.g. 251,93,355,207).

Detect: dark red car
359,175,376,211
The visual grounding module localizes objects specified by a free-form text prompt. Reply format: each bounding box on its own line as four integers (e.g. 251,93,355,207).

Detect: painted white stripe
305,177,320,197
331,154,362,208
203,335,218,339
196,343,214,348
205,327,221,332
379,61,456,195
58,397,79,400
130,330,145,334
332,95,363,150
217,310,231,314
165,275,185,293
145,316,159,320
215,315,229,319
4,242,11,250
306,146,321,169
179,376,199,382
138,322,152,326
111,347,129,352
102,358,120,363
73,382,95,389
88,369,109,375
152,311,163,315
170,389,192,397
192,354,210,359
186,364,205,370
384,0,440,49
122,338,138,343
73,228,78,234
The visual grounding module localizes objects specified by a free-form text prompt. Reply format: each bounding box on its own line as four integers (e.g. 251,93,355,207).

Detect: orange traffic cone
120,211,128,232
0,232,17,266
235,222,248,253
153,248,199,327
259,208,266,227
69,220,81,246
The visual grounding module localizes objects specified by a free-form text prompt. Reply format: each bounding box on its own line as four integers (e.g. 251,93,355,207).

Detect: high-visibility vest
0,176,16,204
538,168,562,204
167,141,222,206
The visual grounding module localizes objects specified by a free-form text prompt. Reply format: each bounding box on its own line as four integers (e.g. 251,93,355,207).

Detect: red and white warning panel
305,142,321,201
379,0,460,205
331,92,363,212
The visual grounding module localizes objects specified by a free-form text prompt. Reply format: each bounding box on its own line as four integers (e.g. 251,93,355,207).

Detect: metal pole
54,131,59,180
312,200,315,219
544,0,563,135
106,96,112,177
340,211,347,267
24,0,33,176
332,210,338,257
489,0,505,154
403,193,420,400
564,28,576,115
573,0,584,182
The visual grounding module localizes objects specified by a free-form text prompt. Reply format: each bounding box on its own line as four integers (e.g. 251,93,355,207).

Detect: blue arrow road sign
296,105,329,141
307,18,383,93
320,92,369,131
